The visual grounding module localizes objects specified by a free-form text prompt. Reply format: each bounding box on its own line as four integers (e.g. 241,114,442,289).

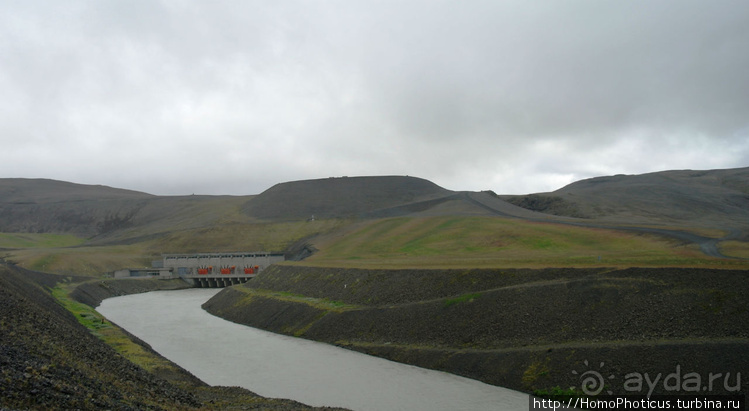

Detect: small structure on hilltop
114,252,285,287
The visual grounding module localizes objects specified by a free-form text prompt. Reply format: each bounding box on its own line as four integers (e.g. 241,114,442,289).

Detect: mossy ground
304,216,748,269
52,284,186,381
1,219,348,276
0,232,85,249
3,215,747,276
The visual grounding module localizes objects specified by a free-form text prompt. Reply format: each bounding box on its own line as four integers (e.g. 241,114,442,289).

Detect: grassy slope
52,283,189,382
302,216,749,269
145,219,348,254
0,265,201,410
3,215,748,275
2,218,348,275
4,175,746,407
721,240,749,259
2,171,747,275
0,264,343,410
5,244,155,276
0,232,86,248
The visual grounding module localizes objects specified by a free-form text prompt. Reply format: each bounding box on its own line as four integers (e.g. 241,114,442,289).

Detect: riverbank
0,263,348,410
204,265,749,397
99,289,530,411
70,277,194,307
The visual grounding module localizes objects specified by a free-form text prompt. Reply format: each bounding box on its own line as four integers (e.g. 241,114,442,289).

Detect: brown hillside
0,179,252,240
504,167,749,228
3,168,748,247
0,178,153,203
0,179,150,236
242,175,453,220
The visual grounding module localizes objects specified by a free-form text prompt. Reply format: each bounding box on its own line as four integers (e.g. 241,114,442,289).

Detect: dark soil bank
0,264,198,410
204,265,749,397
70,277,194,307
0,263,347,410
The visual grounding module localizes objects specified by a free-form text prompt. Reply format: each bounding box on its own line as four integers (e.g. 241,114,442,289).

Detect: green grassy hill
1,169,748,275
301,215,740,268
2,170,748,408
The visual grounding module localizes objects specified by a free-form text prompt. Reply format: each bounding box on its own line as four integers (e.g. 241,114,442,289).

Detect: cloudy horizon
2,1,748,195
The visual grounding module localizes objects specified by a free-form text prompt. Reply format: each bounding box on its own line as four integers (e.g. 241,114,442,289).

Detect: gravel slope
204,265,749,397
0,263,348,410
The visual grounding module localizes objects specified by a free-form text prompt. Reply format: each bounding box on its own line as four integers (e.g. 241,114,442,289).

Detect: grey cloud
0,1,747,195
353,1,749,138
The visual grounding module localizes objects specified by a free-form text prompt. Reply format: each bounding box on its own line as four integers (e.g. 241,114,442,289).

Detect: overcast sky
1,1,748,195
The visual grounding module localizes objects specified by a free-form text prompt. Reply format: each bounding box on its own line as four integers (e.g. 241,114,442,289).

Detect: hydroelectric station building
114,252,285,287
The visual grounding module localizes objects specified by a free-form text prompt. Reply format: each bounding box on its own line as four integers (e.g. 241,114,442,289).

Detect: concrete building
114,252,285,287
162,252,284,275
114,267,172,278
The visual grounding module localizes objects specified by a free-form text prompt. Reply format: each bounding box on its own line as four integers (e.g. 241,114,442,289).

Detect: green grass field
3,215,747,275
0,219,347,275
6,244,155,276
302,216,747,269
142,219,347,254
720,241,749,259
0,232,85,249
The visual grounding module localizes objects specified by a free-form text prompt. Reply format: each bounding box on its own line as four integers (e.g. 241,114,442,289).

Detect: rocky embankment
0,263,347,410
70,277,193,307
204,265,749,397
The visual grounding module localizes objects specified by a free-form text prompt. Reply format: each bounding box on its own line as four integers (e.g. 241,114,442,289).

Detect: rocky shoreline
0,263,348,410
70,277,194,307
204,265,749,398
4,261,746,409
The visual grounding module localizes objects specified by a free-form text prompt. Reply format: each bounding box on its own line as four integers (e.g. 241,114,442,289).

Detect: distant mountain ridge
504,167,749,228
0,179,245,239
1,168,747,240
0,178,153,203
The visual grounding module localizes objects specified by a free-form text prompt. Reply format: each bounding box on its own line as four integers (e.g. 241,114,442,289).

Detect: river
97,288,529,411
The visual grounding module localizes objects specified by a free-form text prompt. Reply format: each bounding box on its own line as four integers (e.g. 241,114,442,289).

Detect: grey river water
98,288,529,411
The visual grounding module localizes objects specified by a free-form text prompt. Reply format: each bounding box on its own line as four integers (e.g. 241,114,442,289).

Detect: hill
1,168,748,274
0,179,152,237
503,167,749,229
3,168,748,237
0,178,153,203
241,175,454,220
2,171,748,407
0,179,252,241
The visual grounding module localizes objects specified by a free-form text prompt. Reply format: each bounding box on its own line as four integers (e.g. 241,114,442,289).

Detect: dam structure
114,252,285,288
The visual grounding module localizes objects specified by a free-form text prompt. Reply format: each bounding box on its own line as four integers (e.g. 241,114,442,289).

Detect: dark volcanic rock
0,263,349,410
552,167,749,226
205,265,749,397
242,175,452,220
0,263,201,410
70,278,193,307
